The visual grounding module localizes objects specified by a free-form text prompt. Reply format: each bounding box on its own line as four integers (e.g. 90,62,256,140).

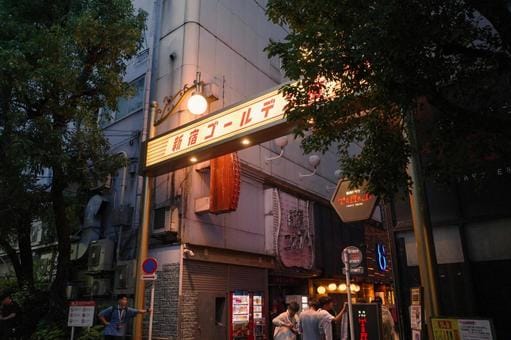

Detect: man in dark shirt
0,293,20,340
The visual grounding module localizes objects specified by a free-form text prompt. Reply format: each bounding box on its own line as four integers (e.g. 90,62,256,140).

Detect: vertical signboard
352,303,383,340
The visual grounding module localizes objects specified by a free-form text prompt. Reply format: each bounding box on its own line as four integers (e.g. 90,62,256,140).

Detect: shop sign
144,86,290,176
331,180,378,223
376,243,388,271
431,318,495,340
274,190,314,270
352,303,383,340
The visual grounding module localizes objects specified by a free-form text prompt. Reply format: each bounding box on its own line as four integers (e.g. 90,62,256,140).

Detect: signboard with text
144,86,291,176
432,318,495,340
68,301,96,327
330,180,378,223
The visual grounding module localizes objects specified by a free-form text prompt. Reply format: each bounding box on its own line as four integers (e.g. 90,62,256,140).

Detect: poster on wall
432,318,495,340
410,305,422,330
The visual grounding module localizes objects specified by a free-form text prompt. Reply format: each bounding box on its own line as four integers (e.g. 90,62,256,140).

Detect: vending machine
229,291,267,340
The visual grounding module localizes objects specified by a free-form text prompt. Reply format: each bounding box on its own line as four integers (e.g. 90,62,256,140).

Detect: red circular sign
142,257,158,274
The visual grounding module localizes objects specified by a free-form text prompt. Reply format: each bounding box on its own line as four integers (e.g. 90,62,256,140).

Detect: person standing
372,296,398,340
0,293,20,340
98,294,150,340
316,296,346,340
272,302,300,340
299,299,322,340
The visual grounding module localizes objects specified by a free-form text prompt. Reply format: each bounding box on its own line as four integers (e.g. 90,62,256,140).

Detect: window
99,76,145,126
153,207,167,231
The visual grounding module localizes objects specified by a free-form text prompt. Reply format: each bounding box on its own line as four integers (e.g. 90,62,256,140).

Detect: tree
0,0,146,321
266,0,511,198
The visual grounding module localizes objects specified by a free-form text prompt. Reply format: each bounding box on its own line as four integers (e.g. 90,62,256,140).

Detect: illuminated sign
376,243,387,271
144,86,291,176
330,180,378,223
352,303,382,340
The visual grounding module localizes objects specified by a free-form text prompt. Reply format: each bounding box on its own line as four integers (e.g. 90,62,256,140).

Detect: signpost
330,180,378,222
342,246,363,340
142,257,158,340
68,301,96,340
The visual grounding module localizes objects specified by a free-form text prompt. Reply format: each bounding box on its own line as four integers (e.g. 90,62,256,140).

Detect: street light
153,72,211,126
187,72,208,115
134,72,215,338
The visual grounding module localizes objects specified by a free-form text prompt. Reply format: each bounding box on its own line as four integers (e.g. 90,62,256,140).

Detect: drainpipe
118,152,128,208
117,151,129,262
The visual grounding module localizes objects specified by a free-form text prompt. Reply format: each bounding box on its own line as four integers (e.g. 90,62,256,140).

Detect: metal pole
343,251,355,340
406,110,441,339
70,326,75,340
134,103,157,339
148,280,156,340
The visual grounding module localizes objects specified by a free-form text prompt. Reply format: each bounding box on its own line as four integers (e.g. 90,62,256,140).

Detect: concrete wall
146,0,340,256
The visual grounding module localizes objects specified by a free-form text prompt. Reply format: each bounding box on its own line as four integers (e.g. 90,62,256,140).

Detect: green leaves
267,0,511,198
0,0,146,304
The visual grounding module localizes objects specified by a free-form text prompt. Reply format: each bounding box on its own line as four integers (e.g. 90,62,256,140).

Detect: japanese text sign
145,86,290,176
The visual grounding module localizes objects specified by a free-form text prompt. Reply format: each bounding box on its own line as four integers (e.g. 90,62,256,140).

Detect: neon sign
376,243,387,271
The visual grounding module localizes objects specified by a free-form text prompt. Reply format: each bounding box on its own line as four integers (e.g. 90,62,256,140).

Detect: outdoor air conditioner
90,278,112,296
88,239,114,272
152,206,179,234
113,260,137,295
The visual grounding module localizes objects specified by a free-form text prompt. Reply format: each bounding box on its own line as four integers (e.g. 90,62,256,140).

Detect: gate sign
342,246,363,268
142,257,158,274
330,180,378,223
68,301,96,327
144,85,291,177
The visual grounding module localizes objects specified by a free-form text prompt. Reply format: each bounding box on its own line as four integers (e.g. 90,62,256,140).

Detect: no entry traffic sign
142,257,158,274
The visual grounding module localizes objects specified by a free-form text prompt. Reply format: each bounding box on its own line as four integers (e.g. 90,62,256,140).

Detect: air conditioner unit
31,220,43,245
152,206,179,234
90,278,111,296
113,260,137,295
88,239,114,272
111,206,133,226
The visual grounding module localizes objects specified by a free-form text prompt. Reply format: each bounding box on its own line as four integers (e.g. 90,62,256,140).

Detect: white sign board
68,301,96,327
458,319,494,340
410,305,422,330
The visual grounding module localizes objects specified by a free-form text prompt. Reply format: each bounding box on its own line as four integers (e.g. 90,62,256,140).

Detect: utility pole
406,110,441,339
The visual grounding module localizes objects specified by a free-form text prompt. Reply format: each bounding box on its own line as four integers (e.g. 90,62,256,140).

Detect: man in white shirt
316,296,347,340
272,301,300,340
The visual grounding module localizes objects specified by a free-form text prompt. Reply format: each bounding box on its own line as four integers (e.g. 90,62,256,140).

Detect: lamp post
133,76,210,338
